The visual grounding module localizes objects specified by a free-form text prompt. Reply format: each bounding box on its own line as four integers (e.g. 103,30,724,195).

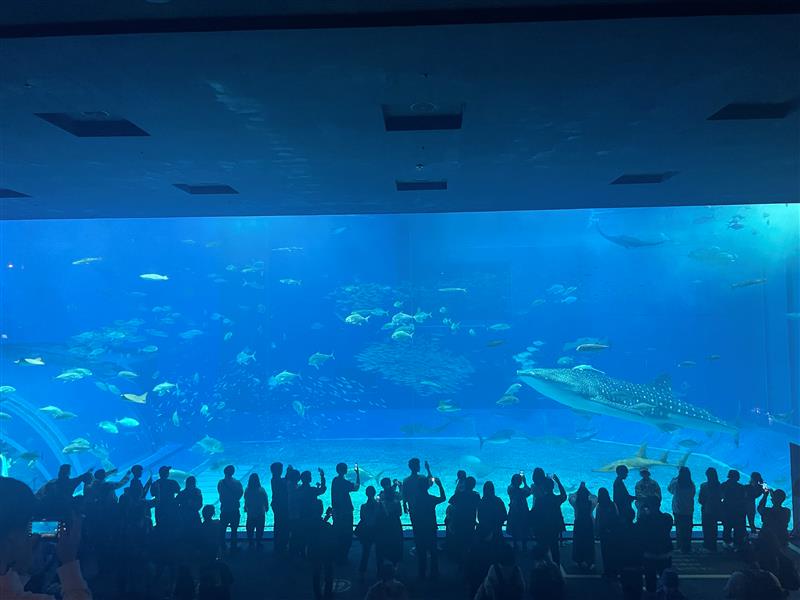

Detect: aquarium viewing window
1,204,798,527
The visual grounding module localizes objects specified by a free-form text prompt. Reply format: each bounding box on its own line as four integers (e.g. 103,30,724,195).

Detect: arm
434,480,446,503
112,471,132,490
553,475,567,503
757,490,769,516
354,465,360,491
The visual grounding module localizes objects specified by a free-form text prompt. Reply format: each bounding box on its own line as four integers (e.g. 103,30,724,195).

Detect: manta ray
518,366,738,441
596,222,669,248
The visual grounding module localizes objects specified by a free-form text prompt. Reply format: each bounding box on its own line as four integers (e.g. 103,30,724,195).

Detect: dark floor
215,539,800,600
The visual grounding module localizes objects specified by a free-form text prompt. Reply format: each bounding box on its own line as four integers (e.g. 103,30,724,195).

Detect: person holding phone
0,477,92,599
412,472,446,581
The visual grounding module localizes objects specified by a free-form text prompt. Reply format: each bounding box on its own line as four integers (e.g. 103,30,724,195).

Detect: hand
553,474,560,483
355,464,359,472
56,514,82,565
424,460,430,471
318,468,324,477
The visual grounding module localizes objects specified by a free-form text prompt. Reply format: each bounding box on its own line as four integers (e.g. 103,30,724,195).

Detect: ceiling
0,5,798,219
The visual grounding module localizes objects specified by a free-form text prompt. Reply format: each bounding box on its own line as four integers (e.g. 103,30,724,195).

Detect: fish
479,429,516,449
53,411,78,420
153,382,178,395
468,329,477,337
531,299,546,306
55,371,87,382
576,343,608,352
141,345,159,353
17,357,45,366
345,313,370,325
278,278,302,286
496,394,519,407
0,385,16,394
393,301,404,308
292,400,307,417
561,296,578,304
236,349,256,365
489,323,511,331
269,370,299,387
438,287,467,293
0,412,12,420
678,361,697,368
62,438,93,454
731,278,767,289
121,392,148,404
594,444,691,472
574,427,599,442
139,273,169,281
223,332,233,342
518,366,738,439
308,352,335,369
118,371,138,379
39,405,64,416
486,340,505,347
171,411,180,427
413,310,432,323
557,356,574,366
71,257,103,265
706,355,721,361
194,435,224,455
116,417,140,428
505,383,523,395
595,223,669,248
420,380,441,389
179,329,204,340
200,404,209,417
98,421,119,434
272,246,304,253
391,330,413,342
436,401,461,413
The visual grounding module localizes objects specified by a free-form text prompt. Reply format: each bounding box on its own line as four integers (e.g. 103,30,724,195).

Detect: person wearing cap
0,477,92,599
150,466,181,529
634,468,662,520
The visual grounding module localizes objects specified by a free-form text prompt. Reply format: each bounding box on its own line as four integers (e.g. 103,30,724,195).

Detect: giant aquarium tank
1,202,798,527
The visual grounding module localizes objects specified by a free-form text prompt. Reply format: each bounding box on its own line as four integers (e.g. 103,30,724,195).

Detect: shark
594,443,692,472
517,365,738,440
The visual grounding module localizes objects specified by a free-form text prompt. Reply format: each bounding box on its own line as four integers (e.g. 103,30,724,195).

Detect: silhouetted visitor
151,466,181,529
636,495,673,593
36,464,93,520
474,543,525,600
243,473,268,550
307,499,334,600
745,472,764,534
401,458,430,518
655,568,687,600
477,481,507,540
613,465,636,525
595,487,621,578
174,564,196,600
634,468,661,519
331,462,360,562
723,566,787,600
412,473,446,581
699,467,723,552
530,468,549,505
0,477,92,600
270,462,289,556
297,468,327,558
668,466,696,554
447,475,479,562
217,465,244,553
528,542,565,600
506,473,531,551
721,470,747,550
529,474,566,565
569,482,597,569
177,476,203,533
376,478,403,567
128,464,151,501
466,528,505,598
200,504,223,565
285,466,302,557
356,485,380,579
364,562,409,600
758,487,790,547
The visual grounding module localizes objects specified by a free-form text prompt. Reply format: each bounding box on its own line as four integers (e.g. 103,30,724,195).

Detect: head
771,489,786,506
377,561,396,583
247,473,260,488
270,462,283,477
640,469,650,480
705,467,719,485
616,465,629,479
642,495,661,515
465,476,477,491
456,469,466,481
597,487,611,504
300,470,312,484
750,472,763,485
408,458,421,474
727,469,740,482
532,467,545,482
677,466,692,486
511,473,522,487
286,468,300,483
576,482,590,500
483,481,495,497
0,478,37,573
158,465,171,479
94,469,107,481
185,476,197,490
201,505,215,521
336,462,347,476
131,465,143,478
365,485,376,500
380,477,392,491
223,465,235,478
57,464,71,479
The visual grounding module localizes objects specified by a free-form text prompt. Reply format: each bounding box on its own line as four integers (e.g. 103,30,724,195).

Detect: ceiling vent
383,103,464,131
611,172,677,185
174,183,239,195
0,188,30,198
35,112,150,137
396,180,448,192
707,101,796,120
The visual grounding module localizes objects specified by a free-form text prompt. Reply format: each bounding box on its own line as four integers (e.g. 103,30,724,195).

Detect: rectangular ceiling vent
396,180,448,192
35,112,150,137
174,183,239,195
708,101,796,120
383,103,463,131
611,172,677,185
0,188,29,198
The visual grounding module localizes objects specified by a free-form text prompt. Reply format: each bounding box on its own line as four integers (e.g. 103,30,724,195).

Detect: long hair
677,466,693,488
705,467,720,486
247,473,261,489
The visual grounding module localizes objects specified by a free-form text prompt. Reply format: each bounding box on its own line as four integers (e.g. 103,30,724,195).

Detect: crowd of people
0,458,797,600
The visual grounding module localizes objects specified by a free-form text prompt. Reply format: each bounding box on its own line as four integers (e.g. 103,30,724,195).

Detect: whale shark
518,366,738,439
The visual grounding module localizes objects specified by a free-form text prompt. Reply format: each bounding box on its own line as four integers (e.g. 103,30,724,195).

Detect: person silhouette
243,473,269,550
217,465,244,553
595,487,621,578
270,462,289,556
698,467,722,553
477,481,507,540
331,462,360,563
307,500,334,600
507,473,531,551
356,485,380,580
150,466,181,530
721,470,747,550
668,467,696,554
177,475,203,533
412,473,446,581
569,482,597,570
613,466,635,525
375,478,403,568
529,474,567,565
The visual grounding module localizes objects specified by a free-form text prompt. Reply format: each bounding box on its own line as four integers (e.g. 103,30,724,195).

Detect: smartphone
355,463,359,469
519,470,524,476
31,520,61,537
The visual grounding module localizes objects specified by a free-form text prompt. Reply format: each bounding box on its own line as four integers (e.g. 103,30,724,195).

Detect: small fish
488,323,511,331
486,340,505,347
391,330,413,341
153,382,177,395
236,349,256,365
678,361,697,368
17,357,45,366
118,371,138,379
141,345,159,353
200,404,210,417
468,328,477,337
278,278,302,286
116,417,140,428
121,392,148,404
0,385,16,394
345,313,370,326
576,343,608,352
308,352,335,369
413,310,432,323
223,332,233,342
392,301,404,308
292,400,307,418
71,257,103,266
531,299,546,306
496,394,519,406
561,296,578,304
731,278,767,289
420,380,441,389
505,383,522,395
53,411,78,420
139,273,169,281
438,287,467,293
557,356,574,366
171,411,180,427
436,401,461,413
0,412,12,420
98,421,119,434
179,329,204,340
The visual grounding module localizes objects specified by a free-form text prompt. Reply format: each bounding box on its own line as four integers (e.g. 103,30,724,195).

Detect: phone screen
31,521,60,536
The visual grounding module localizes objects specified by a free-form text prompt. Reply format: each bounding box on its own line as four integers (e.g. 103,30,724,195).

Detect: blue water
1,203,798,525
